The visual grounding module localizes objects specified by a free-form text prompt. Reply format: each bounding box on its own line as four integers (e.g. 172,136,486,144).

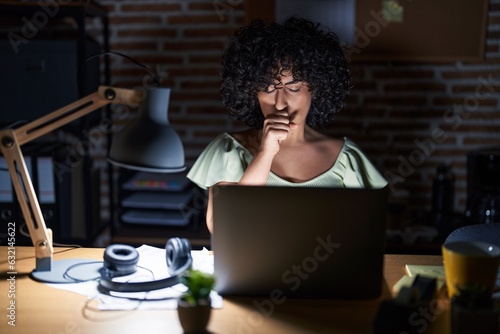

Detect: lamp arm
0,86,139,272
1,130,52,265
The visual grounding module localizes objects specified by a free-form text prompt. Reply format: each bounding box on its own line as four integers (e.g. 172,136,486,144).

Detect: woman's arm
206,112,294,233
206,183,234,234
238,150,275,185
206,148,275,232
205,149,279,233
239,111,293,184
206,186,215,234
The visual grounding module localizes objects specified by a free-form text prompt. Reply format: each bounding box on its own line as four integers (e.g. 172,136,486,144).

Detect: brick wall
341,1,500,219
86,0,499,222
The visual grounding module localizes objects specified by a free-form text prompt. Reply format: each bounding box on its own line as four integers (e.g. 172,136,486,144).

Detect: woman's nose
274,89,287,111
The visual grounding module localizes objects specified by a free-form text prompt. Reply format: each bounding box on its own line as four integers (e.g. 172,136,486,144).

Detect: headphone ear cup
102,244,139,278
99,238,193,293
166,237,192,275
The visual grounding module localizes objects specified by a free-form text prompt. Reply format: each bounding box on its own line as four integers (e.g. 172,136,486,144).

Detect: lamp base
31,259,102,283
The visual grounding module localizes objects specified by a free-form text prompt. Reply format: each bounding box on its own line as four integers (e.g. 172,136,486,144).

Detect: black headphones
98,237,193,293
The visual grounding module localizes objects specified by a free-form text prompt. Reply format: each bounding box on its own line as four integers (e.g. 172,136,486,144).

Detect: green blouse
187,132,387,189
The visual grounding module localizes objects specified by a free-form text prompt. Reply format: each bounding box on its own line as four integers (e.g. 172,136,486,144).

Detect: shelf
0,0,110,85
0,1,110,246
112,171,211,249
112,214,211,249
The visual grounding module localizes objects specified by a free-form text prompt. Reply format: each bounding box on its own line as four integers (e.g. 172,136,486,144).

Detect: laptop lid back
212,185,388,299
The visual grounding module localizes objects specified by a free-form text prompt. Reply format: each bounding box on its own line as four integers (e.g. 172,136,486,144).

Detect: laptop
212,185,388,300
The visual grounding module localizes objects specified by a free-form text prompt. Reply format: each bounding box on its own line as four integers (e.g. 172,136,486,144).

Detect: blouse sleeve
337,139,388,189
187,133,252,189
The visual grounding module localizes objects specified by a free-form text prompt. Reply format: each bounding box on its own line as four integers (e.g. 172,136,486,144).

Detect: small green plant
180,270,216,306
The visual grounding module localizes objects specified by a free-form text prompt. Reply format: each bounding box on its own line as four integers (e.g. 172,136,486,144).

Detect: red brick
489,15,500,25
118,28,177,38
174,91,221,101
167,67,221,77
350,81,377,90
388,109,445,119
487,30,500,39
168,15,228,24
181,81,221,89
163,41,225,51
432,97,498,107
184,27,235,37
189,55,223,64
441,70,500,79
109,16,162,25
486,44,499,53
364,96,427,105
134,55,184,66
194,1,244,11
440,124,500,133
372,69,434,79
121,4,181,12
463,137,500,145
187,106,226,115
188,3,216,11
110,41,158,51
490,3,500,12
452,84,500,93
384,83,446,93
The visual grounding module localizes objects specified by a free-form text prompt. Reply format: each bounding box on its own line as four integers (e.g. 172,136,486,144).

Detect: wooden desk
0,246,447,334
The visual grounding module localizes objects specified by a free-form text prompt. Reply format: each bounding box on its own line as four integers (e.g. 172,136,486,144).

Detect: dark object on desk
465,148,500,224
451,284,499,334
374,275,436,334
373,275,437,334
432,164,454,215
431,164,454,238
213,185,388,299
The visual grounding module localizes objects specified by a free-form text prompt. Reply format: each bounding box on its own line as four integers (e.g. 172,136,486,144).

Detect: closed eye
284,80,304,93
263,82,303,93
286,87,301,93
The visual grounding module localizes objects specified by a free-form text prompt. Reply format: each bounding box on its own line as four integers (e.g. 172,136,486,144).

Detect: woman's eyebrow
284,80,300,85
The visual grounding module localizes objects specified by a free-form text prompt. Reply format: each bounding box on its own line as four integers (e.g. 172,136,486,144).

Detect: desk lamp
0,85,186,283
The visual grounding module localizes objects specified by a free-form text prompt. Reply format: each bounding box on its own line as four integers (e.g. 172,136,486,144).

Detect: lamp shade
108,87,186,172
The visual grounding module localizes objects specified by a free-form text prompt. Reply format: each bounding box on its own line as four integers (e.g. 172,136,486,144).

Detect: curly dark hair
220,16,351,129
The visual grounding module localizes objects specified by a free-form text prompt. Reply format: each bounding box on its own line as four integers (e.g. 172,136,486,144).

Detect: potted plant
177,269,216,333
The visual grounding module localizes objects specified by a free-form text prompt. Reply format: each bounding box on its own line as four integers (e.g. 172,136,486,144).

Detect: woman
187,17,387,233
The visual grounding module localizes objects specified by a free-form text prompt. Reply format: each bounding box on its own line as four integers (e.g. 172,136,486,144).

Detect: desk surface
0,246,447,334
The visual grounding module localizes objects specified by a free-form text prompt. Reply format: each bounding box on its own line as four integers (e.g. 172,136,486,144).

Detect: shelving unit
0,0,110,246
0,0,110,80
111,171,211,249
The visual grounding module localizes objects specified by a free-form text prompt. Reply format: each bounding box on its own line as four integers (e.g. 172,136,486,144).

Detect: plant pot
451,303,499,334
177,299,212,334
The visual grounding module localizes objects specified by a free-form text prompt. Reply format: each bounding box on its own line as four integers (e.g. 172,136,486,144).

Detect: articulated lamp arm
0,86,140,272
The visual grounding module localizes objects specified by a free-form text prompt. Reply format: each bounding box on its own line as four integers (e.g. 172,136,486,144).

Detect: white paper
47,245,222,310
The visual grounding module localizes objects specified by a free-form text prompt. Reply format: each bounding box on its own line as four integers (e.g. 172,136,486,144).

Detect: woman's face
256,71,312,128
